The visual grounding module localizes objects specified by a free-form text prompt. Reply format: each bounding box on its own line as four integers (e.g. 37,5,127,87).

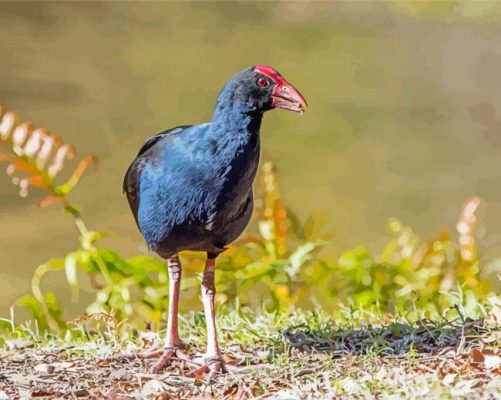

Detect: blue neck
209,86,263,146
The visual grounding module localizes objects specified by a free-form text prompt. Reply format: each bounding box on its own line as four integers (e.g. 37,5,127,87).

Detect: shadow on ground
283,317,487,356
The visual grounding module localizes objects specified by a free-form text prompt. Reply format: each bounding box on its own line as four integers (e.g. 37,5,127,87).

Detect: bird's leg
202,257,220,358
194,257,226,377
139,254,190,373
165,254,183,348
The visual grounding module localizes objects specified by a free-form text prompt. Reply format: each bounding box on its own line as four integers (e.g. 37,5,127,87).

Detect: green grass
1,305,499,399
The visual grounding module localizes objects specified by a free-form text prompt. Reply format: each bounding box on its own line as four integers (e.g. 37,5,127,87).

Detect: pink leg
139,255,188,373
195,257,225,376
202,258,220,357
165,254,182,347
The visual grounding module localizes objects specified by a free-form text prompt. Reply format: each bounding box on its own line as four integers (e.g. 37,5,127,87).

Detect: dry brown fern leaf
457,197,481,262
256,161,289,255
0,104,97,207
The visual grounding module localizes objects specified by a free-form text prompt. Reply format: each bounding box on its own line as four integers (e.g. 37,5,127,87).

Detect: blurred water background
1,1,501,315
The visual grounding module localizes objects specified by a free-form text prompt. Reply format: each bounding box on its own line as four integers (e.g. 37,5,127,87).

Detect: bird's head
253,65,308,114
217,65,308,116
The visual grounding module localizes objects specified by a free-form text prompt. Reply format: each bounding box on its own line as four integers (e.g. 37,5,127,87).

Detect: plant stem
64,201,114,290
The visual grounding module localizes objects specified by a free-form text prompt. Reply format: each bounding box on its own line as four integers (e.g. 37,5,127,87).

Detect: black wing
122,125,192,227
135,124,193,158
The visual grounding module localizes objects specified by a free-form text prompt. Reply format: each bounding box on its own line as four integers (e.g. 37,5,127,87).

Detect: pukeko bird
123,65,307,375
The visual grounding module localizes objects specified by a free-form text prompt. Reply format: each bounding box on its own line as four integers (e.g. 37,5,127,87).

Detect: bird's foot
191,354,251,378
138,343,191,374
193,355,227,378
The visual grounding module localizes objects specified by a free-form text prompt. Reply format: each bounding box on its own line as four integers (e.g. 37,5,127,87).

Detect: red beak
271,82,308,114
254,65,308,114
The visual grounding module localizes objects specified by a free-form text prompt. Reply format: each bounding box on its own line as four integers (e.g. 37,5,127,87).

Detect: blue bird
123,65,307,375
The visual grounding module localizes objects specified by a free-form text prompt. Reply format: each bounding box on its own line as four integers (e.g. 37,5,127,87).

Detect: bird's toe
193,355,227,378
147,347,177,373
138,345,191,374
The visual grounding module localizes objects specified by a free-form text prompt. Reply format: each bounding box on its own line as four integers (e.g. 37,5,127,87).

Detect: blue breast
124,70,263,258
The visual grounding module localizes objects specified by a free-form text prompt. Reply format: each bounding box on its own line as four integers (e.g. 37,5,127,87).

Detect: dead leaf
5,338,33,350
443,373,456,385
471,348,485,364
34,361,76,374
141,380,168,399
34,364,55,374
223,384,239,397
451,379,479,396
484,355,501,370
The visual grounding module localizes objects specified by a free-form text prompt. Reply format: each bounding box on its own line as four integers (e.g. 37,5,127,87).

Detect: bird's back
123,123,260,258
123,125,191,228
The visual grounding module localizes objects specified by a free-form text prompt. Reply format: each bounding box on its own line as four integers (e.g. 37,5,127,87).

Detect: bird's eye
257,78,269,87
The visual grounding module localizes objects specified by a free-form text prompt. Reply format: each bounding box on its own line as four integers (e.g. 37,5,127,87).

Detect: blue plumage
124,68,262,258
123,66,306,260
123,65,307,375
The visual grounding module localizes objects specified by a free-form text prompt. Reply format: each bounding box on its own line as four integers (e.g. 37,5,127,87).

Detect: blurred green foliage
0,90,498,336
10,161,494,334
213,166,492,319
